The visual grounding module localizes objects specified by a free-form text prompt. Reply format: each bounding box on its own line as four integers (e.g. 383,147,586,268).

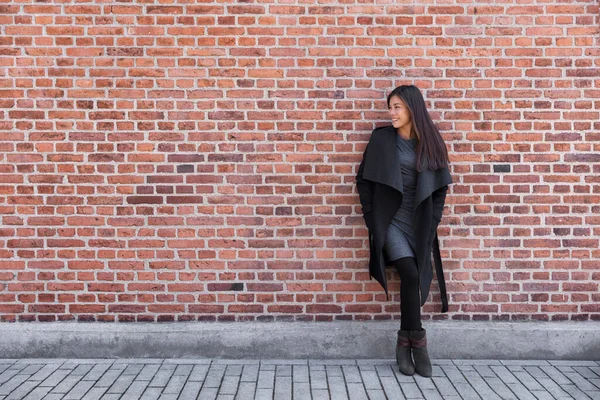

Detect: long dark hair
387,85,450,172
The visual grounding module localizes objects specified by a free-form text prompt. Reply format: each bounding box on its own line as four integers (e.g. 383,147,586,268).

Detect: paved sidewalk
0,358,598,400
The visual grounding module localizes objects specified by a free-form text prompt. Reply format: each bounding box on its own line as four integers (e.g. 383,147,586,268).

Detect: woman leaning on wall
355,84,453,377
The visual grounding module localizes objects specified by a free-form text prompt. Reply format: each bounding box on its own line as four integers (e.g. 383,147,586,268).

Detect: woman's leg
392,256,422,331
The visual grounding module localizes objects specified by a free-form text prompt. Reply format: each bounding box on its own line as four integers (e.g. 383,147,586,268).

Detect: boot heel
396,329,415,376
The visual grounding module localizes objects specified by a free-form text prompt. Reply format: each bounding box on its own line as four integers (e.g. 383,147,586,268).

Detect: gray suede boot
410,328,432,377
396,329,415,376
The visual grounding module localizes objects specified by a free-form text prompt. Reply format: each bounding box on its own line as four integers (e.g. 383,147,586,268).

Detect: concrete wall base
1,321,597,360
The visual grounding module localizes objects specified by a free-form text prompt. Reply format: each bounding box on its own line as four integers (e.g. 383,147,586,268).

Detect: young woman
355,85,453,377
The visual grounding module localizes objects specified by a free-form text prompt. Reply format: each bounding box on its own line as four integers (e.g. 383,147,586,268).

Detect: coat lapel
414,162,453,208
361,126,403,194
362,125,453,208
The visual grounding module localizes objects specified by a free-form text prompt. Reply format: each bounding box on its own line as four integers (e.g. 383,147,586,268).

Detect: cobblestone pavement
0,358,598,400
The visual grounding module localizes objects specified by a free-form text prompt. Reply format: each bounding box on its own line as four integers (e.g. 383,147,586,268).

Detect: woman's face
388,96,412,130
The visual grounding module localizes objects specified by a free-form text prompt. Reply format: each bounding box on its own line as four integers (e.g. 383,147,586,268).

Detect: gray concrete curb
1,321,598,360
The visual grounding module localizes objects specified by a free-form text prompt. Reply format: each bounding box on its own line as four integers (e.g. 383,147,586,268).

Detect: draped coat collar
362,125,452,209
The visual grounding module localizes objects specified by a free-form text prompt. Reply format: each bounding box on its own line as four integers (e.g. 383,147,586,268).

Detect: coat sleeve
355,143,375,226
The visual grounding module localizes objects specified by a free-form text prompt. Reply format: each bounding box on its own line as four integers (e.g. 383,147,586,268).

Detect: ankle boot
410,328,432,377
396,329,415,376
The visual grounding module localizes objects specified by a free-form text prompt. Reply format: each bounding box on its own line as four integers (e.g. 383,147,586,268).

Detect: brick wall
1,1,599,322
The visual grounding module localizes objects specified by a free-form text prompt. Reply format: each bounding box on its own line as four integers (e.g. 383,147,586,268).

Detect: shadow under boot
396,329,415,376
410,328,432,377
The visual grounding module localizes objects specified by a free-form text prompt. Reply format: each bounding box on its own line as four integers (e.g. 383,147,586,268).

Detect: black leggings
392,256,422,331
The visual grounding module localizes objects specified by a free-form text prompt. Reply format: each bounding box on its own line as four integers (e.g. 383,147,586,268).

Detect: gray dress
383,134,419,261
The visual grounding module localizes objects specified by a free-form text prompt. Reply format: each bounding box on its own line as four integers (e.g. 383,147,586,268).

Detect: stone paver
0,359,597,399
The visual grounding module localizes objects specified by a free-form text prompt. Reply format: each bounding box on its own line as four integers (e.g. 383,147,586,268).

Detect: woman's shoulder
372,125,394,134
368,125,394,145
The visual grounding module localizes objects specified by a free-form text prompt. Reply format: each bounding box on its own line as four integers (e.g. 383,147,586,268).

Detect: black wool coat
355,125,453,312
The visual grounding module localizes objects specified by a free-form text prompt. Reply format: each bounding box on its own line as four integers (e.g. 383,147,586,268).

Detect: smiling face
388,95,412,131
